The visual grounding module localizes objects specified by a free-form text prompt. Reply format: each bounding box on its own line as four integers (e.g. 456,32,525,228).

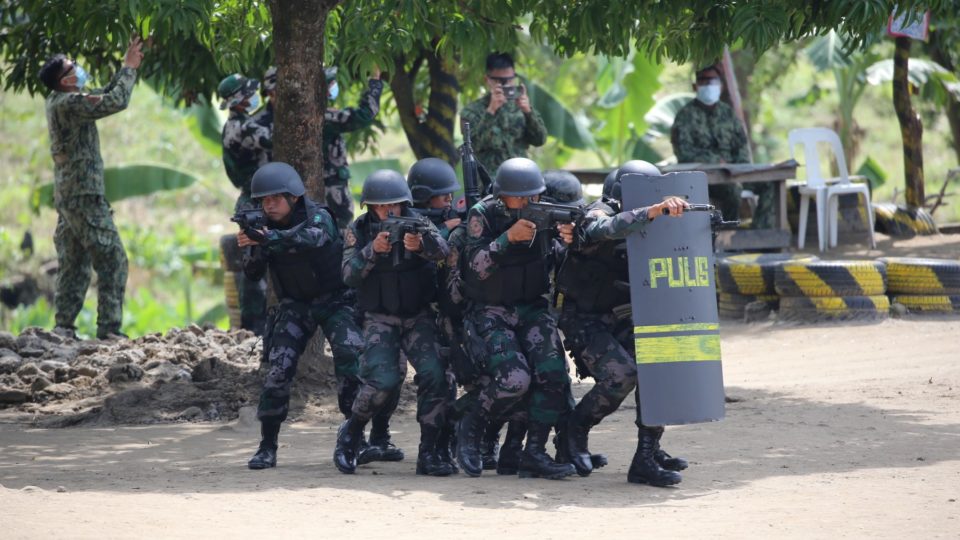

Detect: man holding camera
460,52,547,180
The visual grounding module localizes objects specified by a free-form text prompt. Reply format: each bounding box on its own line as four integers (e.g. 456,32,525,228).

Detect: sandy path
2,318,959,539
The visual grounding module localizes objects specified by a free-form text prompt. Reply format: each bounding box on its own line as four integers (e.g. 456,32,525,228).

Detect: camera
501,84,518,100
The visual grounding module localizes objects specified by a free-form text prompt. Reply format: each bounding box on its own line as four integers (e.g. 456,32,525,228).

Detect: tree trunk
926,31,960,163
389,45,460,164
268,0,341,381
892,37,925,210
269,0,341,201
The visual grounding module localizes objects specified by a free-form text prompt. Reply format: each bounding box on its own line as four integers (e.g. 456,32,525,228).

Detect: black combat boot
365,414,404,462
416,425,455,477
653,427,689,471
627,426,682,487
518,423,576,480
563,408,595,477
436,422,458,473
333,417,366,474
480,420,503,470
248,420,281,470
495,419,526,475
456,405,487,477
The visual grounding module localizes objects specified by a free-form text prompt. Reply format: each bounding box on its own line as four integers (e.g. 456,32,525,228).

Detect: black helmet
251,162,306,198
543,169,584,206
605,160,661,200
407,158,460,204
493,158,545,197
361,169,412,205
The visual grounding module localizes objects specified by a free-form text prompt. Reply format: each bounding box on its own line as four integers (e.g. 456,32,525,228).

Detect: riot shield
621,172,725,426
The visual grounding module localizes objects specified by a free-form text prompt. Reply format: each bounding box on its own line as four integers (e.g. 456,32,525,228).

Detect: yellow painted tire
779,295,890,322
717,292,779,320
879,257,960,295
873,202,938,238
716,253,819,295
890,294,960,314
775,260,887,297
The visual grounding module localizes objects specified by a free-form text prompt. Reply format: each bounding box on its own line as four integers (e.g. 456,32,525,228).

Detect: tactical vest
269,200,345,302
556,238,630,313
464,200,550,306
356,213,437,317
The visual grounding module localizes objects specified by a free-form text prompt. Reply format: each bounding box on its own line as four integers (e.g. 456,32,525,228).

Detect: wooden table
571,160,799,251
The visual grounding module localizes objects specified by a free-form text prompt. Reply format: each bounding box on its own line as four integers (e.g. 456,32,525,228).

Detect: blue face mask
328,82,339,102
245,94,261,114
72,65,89,89
696,82,722,105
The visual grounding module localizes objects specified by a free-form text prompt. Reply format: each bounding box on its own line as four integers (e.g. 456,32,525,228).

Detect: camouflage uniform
461,201,569,428
460,95,547,178
342,209,451,429
557,201,656,429
671,100,774,226
244,198,362,423
223,104,273,334
45,66,138,337
323,79,384,229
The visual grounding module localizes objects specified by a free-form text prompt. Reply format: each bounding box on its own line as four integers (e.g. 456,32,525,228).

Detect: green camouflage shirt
45,67,137,205
670,100,749,164
460,95,547,175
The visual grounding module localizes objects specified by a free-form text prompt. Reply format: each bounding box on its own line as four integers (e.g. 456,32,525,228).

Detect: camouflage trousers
466,299,570,426
324,182,355,231
257,293,363,423
749,181,777,230
234,193,268,335
53,195,127,335
559,308,641,427
351,309,451,428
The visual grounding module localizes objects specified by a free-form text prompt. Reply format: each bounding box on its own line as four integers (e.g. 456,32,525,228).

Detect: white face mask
696,82,722,105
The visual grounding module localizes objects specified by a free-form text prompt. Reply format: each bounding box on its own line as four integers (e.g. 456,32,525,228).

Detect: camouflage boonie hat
218,74,259,110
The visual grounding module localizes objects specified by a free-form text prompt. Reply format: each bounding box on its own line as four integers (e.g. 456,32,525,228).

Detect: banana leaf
523,77,595,150
32,163,198,210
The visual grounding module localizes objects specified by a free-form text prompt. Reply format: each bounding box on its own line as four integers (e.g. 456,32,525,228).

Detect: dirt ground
1,315,957,539
2,233,959,539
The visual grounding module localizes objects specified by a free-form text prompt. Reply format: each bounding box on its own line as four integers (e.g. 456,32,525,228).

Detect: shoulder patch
468,215,484,238
344,227,357,248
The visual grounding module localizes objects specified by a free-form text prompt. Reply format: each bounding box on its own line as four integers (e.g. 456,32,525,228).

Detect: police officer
239,162,364,470
408,157,462,239
457,158,577,480
336,170,454,476
40,38,144,341
555,160,690,486
220,73,272,335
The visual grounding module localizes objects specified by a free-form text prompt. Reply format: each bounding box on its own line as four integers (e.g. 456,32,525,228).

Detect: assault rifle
231,206,267,243
371,213,436,266
417,206,463,222
460,122,482,210
515,200,586,254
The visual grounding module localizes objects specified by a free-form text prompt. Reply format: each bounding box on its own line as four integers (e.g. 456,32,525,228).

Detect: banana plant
32,163,199,211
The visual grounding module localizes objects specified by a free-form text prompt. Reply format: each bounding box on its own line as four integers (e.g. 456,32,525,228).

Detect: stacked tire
716,253,817,320
774,260,889,322
882,257,960,314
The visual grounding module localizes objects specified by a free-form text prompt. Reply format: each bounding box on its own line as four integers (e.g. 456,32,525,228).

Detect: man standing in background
460,52,547,186
219,72,272,335
671,64,773,226
39,36,144,340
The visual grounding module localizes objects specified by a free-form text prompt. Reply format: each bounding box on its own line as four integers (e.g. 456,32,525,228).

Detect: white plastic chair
787,128,876,251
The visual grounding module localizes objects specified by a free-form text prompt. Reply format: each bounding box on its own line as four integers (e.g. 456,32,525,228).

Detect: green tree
2,0,949,193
